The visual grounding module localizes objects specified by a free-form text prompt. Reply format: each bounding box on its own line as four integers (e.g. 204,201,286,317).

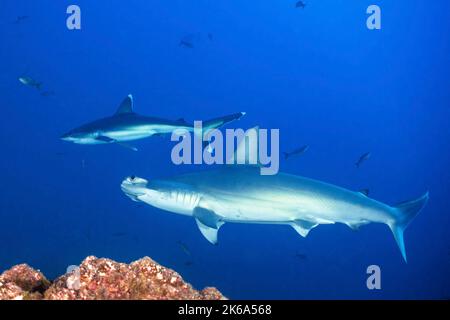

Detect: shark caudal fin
198,112,246,154
389,192,429,262
203,112,246,131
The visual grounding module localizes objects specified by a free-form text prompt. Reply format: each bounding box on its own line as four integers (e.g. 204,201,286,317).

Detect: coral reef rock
0,264,50,300
0,256,225,300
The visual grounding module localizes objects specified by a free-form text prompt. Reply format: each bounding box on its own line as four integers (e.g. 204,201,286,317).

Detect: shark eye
130,175,136,181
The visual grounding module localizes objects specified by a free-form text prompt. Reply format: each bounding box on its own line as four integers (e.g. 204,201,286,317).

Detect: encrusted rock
0,256,225,300
0,264,50,300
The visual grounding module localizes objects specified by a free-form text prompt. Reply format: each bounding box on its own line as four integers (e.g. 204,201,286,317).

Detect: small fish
283,145,309,160
355,152,371,168
295,252,308,260
41,90,55,97
179,40,194,48
19,77,42,90
177,241,191,256
295,1,306,9
13,16,29,24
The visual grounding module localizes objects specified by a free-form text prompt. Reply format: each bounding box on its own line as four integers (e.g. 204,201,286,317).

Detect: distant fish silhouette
13,16,29,24
295,252,308,261
179,40,194,48
177,240,191,256
41,90,55,97
180,32,214,48
355,152,371,168
283,145,309,160
18,76,42,90
295,1,306,9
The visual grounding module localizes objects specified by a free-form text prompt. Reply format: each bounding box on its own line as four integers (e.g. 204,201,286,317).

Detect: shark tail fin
198,112,246,154
203,112,246,132
389,192,429,263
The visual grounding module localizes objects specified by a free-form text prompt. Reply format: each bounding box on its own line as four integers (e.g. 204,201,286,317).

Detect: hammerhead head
61,94,245,151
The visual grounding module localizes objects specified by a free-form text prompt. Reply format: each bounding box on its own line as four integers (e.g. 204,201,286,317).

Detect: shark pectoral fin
195,219,220,245
193,207,224,245
153,133,164,138
96,135,115,143
96,136,137,151
291,219,318,238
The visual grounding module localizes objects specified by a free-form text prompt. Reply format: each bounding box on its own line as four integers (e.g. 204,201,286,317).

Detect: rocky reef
0,256,225,300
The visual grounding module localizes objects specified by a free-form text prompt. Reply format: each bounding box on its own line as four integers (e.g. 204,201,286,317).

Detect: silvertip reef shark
61,94,246,150
121,138,429,262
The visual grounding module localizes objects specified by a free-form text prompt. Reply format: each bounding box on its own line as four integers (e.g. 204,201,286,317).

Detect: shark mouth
121,176,148,201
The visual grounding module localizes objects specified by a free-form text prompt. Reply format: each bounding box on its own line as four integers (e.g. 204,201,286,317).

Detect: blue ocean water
0,0,449,299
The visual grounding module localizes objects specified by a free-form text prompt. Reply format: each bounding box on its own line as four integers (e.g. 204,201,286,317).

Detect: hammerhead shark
121,137,428,262
61,94,245,151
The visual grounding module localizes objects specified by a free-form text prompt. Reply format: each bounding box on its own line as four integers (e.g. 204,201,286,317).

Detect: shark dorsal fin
226,126,261,166
115,94,134,115
358,189,370,197
176,118,188,125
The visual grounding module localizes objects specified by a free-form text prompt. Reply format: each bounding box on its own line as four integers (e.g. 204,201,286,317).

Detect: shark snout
121,176,148,201
60,132,72,141
60,129,78,141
